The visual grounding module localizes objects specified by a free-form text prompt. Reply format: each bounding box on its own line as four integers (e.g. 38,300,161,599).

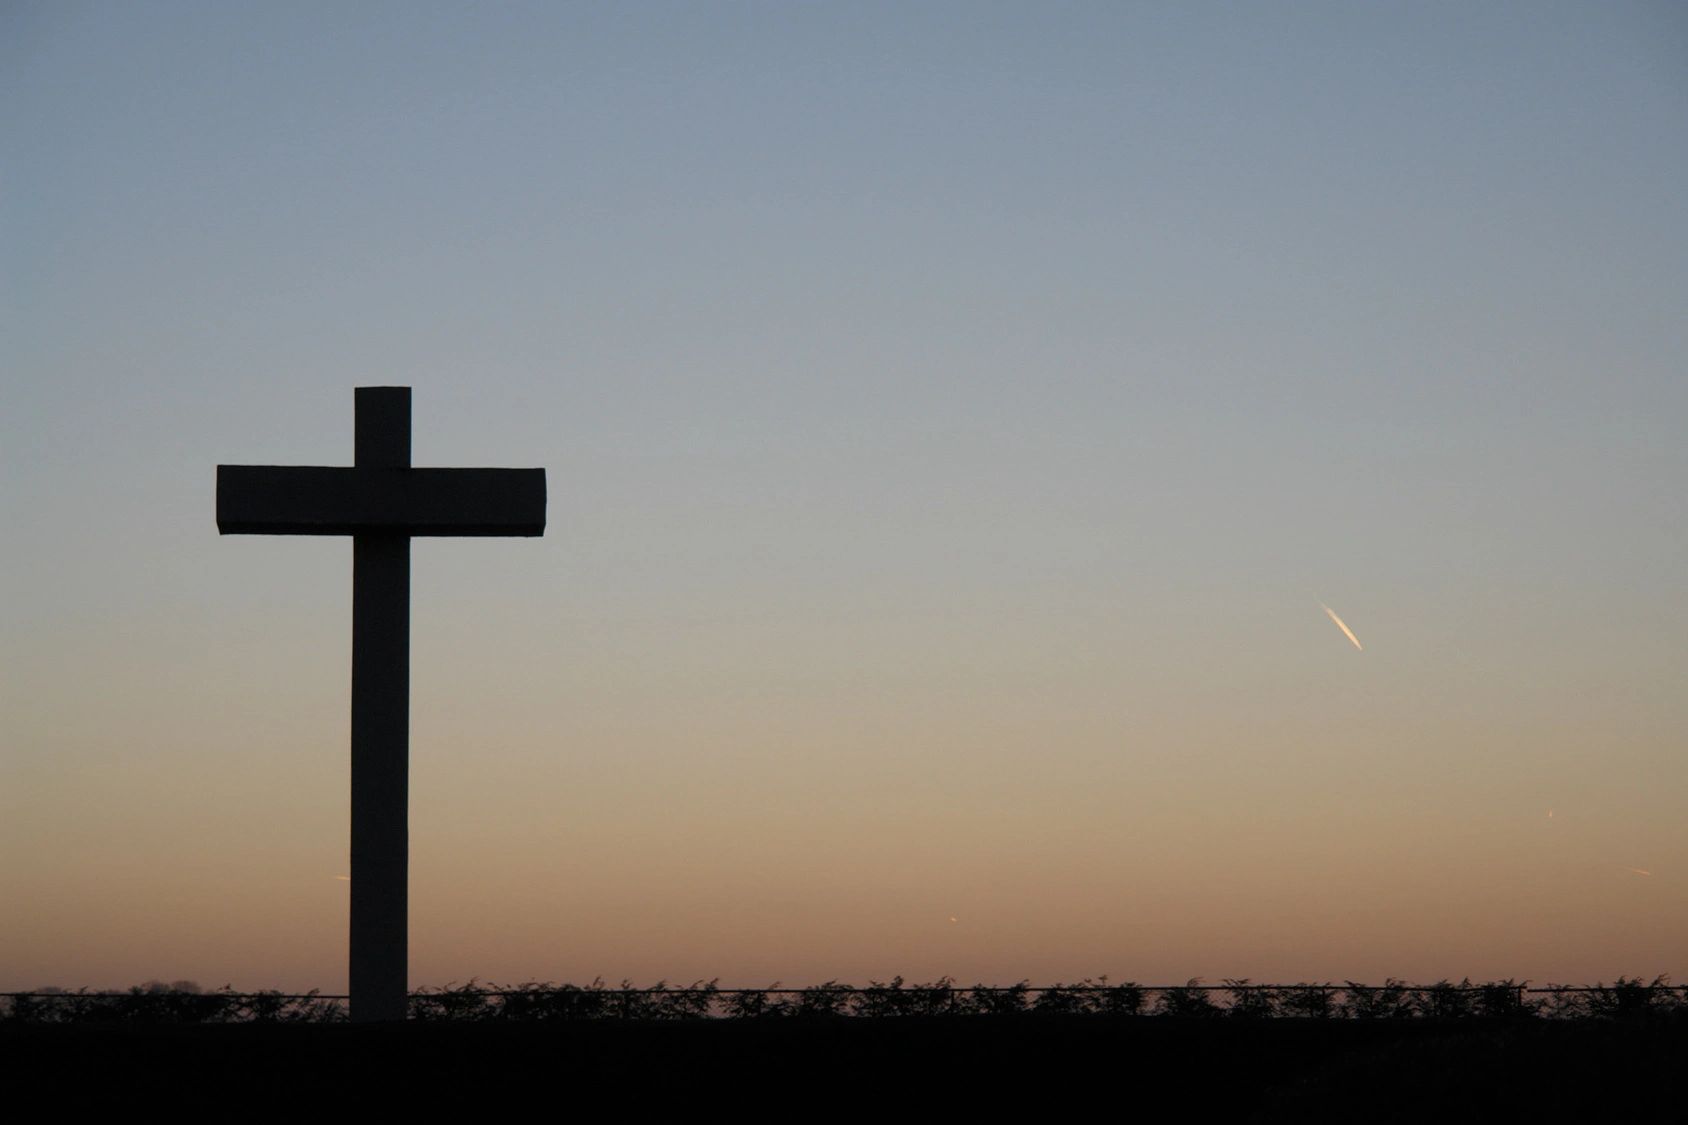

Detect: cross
217,387,545,1022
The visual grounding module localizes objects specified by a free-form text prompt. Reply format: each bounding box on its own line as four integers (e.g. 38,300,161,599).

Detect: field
7,1002,1683,1119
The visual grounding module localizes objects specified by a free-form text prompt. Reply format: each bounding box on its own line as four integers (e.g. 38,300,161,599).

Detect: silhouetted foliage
965,981,1029,1016
720,985,790,1019
1473,979,1533,1019
1581,976,1673,1019
857,976,959,1017
1,985,342,1024
410,979,497,1021
1279,983,1337,1019
1420,979,1480,1020
1224,979,1278,1019
1341,979,1414,1020
793,980,852,1018
1154,979,1220,1018
1094,979,1145,1016
1031,981,1094,1015
7,977,1686,1024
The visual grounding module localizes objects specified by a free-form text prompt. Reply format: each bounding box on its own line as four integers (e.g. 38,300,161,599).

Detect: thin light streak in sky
1321,604,1364,651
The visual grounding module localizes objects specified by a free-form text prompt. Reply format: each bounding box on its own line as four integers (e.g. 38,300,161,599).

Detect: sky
3,1,1686,993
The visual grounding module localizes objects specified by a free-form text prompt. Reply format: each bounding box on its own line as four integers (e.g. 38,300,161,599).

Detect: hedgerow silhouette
5,976,1683,1023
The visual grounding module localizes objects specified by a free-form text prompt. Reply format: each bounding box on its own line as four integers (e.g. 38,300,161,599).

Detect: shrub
793,981,851,1017
1094,980,1145,1016
1278,984,1336,1019
1225,979,1278,1019
721,987,792,1019
1342,979,1415,1020
965,982,1029,1016
1032,982,1098,1015
410,979,498,1021
1584,976,1672,1019
1473,979,1534,1019
1419,980,1478,1020
1154,980,1219,1018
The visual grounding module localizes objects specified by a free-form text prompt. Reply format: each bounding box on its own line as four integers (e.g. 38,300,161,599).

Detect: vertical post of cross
218,386,544,1020
349,387,411,1022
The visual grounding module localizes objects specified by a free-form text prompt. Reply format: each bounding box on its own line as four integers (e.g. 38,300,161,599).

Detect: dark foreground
8,1016,1683,1119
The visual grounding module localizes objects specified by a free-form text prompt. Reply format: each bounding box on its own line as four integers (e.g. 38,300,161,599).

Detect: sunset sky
4,2,1686,993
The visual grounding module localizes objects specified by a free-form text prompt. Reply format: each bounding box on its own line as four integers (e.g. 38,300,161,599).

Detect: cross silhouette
217,387,545,1021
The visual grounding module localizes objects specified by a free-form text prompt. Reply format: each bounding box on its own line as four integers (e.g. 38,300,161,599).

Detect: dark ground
6,1016,1682,1119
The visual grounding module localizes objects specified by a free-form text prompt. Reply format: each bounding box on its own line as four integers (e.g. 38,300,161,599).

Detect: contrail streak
1321,604,1363,651
1624,867,1653,877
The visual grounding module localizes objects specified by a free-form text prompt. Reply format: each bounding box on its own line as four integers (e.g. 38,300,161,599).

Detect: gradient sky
4,2,1686,993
